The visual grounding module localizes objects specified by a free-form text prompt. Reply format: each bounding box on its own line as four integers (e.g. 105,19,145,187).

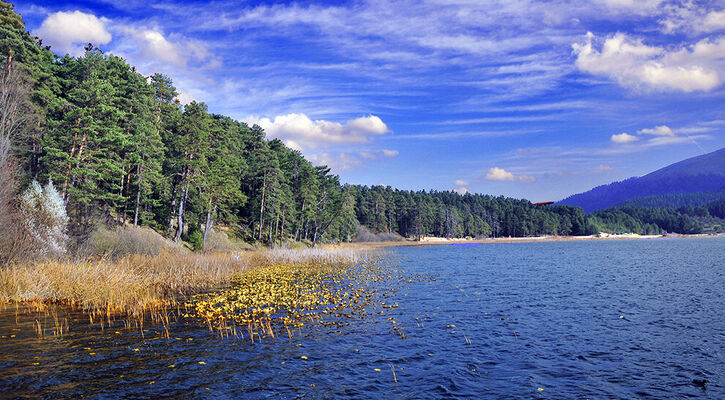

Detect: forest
1,2,723,262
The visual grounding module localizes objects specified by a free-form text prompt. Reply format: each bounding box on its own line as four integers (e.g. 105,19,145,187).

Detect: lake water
1,238,723,398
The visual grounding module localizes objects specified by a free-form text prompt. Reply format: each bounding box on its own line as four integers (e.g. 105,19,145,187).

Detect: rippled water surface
1,238,724,399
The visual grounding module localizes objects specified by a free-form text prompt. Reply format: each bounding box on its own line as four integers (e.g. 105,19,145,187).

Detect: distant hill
616,189,725,209
558,148,725,213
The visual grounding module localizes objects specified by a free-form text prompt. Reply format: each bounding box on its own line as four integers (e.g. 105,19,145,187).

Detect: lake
1,238,723,398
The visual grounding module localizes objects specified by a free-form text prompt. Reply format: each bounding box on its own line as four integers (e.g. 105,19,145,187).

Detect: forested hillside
559,148,725,212
0,2,722,254
615,189,725,209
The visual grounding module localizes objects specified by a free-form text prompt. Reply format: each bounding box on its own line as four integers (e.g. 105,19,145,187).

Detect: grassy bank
0,229,362,318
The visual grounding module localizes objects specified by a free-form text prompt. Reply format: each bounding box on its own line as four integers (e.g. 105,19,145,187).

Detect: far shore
352,232,725,248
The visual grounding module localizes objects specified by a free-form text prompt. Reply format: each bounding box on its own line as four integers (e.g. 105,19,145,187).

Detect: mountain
558,148,725,213
616,189,725,209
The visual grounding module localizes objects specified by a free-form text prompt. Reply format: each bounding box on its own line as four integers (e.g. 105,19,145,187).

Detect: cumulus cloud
122,29,186,66
485,167,535,183
637,125,673,136
453,187,469,195
485,167,515,181
454,179,469,186
703,10,725,31
610,132,638,143
572,32,722,92
35,11,111,56
610,124,711,151
113,26,219,71
248,113,391,151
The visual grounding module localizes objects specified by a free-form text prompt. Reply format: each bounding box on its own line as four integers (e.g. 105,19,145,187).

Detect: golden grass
0,247,363,318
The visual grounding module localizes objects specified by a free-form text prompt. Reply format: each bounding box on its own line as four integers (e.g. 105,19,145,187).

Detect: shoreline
352,233,725,248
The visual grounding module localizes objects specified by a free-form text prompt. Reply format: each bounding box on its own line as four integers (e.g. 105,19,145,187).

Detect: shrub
188,230,203,251
79,226,180,259
202,229,236,253
18,180,69,258
353,225,404,242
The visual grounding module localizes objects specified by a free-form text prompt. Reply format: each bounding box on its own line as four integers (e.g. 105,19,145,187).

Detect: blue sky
13,0,725,202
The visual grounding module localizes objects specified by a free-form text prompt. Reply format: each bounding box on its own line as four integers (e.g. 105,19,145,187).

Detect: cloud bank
573,32,723,92
248,113,390,151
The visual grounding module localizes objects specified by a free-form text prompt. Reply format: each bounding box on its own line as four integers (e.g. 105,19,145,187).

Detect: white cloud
35,11,111,56
175,91,196,106
485,167,515,181
572,32,722,92
114,26,219,70
609,123,712,151
610,132,638,143
644,134,710,148
593,164,614,173
637,125,674,136
454,179,469,186
381,149,399,158
248,113,390,151
484,167,535,183
703,10,725,31
453,187,469,195
597,0,665,14
306,152,365,171
659,5,725,34
358,149,398,160
518,174,536,183
123,29,186,66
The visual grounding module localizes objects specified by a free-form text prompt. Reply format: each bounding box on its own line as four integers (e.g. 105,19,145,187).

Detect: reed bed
0,247,364,318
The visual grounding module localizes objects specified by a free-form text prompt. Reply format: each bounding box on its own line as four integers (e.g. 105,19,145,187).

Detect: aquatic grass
186,255,399,341
0,247,365,323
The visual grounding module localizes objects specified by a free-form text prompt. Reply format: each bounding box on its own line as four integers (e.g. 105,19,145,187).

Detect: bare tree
0,53,31,263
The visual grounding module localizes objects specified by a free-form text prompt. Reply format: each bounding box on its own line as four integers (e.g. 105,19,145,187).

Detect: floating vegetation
186,256,410,341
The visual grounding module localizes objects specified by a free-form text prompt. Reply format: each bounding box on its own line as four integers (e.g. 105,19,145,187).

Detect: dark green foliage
616,189,725,209
591,202,725,235
1,1,718,250
350,187,599,238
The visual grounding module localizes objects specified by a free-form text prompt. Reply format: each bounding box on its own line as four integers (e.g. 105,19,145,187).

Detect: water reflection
1,238,723,399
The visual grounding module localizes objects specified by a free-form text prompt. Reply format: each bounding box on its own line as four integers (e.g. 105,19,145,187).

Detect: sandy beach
352,233,725,248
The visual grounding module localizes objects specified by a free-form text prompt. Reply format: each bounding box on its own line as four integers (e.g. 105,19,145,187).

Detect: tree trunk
274,212,280,247
173,167,189,242
117,166,125,226
258,175,266,241
202,203,215,250
280,211,286,245
62,119,81,203
133,161,143,227
174,185,188,243
168,195,176,233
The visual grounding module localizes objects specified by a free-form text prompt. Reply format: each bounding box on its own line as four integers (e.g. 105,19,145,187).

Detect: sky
12,0,725,202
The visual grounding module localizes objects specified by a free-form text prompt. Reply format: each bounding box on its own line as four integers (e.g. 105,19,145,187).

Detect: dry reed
0,247,363,317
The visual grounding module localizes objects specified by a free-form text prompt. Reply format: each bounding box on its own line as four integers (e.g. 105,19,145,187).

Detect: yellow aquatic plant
186,256,401,340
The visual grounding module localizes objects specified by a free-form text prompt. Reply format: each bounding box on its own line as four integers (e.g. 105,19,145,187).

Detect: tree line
1,2,722,257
